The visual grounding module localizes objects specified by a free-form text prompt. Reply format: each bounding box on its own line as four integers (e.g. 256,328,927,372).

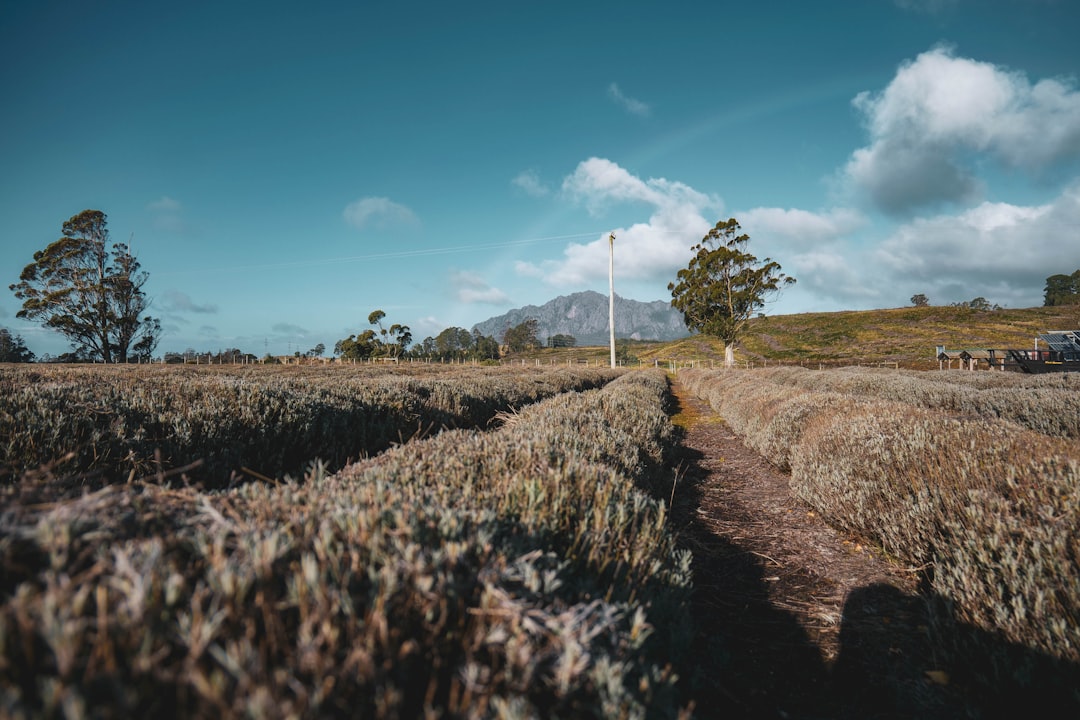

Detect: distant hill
626,304,1080,368
472,291,689,346
495,303,1080,369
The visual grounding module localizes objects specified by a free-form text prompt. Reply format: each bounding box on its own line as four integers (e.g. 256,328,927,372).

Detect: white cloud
608,83,651,117
451,270,510,304
147,196,192,234
343,197,420,230
875,183,1080,306
845,46,1080,214
148,196,181,212
520,158,720,286
740,207,866,245
511,170,550,197
789,249,882,304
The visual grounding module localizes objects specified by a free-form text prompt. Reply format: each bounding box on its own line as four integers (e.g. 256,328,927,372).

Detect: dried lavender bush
733,365,1080,438
1,370,694,719
680,367,1080,707
0,364,618,490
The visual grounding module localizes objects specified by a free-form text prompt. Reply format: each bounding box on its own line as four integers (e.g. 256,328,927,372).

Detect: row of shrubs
0,364,620,490
734,365,1080,438
679,367,1080,709
1,370,695,718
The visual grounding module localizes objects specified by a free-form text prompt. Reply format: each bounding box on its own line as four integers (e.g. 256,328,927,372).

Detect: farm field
0,363,620,490
1,365,693,717
679,366,1080,715
2,362,1079,717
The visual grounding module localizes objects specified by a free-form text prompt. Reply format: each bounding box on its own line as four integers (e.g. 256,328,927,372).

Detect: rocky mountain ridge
471,291,690,346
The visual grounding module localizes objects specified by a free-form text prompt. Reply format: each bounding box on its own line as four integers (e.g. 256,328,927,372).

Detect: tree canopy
335,310,411,360
502,319,539,353
669,218,794,366
9,210,160,362
1044,270,1080,306
0,328,35,363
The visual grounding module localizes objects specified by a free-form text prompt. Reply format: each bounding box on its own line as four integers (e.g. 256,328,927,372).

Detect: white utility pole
608,232,616,368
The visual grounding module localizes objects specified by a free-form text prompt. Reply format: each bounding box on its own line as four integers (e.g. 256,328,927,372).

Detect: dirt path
667,380,966,719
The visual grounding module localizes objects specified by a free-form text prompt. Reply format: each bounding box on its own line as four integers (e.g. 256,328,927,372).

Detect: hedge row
733,365,1080,438
680,367,1080,710
1,370,694,718
0,364,620,489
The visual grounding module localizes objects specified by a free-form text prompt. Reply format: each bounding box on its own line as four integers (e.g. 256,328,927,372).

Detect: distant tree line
0,327,35,363
1044,270,1080,306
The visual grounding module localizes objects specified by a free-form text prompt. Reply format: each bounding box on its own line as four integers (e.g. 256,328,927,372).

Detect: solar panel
1039,331,1080,355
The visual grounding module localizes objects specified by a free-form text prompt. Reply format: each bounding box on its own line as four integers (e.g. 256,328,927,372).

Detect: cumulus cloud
608,83,651,117
451,271,511,304
161,290,218,314
511,170,550,197
740,207,866,245
789,249,882,304
845,46,1080,214
875,183,1080,306
518,158,720,286
343,197,420,230
729,207,871,304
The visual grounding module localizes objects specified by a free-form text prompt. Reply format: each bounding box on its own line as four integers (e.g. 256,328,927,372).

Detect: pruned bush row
1,370,694,719
680,367,1080,708
0,364,620,490
724,365,1080,438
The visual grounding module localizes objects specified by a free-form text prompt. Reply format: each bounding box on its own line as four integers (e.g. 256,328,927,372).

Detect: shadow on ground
664,387,1080,719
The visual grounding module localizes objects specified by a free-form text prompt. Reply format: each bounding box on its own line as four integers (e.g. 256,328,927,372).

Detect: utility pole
608,232,616,369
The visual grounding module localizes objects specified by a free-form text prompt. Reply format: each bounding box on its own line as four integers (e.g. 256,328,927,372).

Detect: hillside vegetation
509,304,1080,368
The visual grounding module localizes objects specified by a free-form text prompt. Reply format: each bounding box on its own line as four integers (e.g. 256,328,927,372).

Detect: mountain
472,291,690,346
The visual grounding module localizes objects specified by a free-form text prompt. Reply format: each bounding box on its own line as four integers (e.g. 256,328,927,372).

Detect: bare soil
667,380,968,719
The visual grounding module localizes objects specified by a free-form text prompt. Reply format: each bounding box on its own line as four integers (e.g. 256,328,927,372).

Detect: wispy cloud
511,170,550,197
147,196,193,234
161,290,218,314
272,322,309,336
343,197,420,230
451,270,511,304
845,45,1080,215
892,0,959,14
608,83,651,117
518,158,719,286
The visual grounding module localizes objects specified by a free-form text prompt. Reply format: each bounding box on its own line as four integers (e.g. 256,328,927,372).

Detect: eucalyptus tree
0,327,35,363
10,210,160,362
669,218,794,367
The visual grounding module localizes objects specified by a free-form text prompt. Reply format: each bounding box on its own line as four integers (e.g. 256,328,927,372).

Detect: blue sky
3,0,1080,358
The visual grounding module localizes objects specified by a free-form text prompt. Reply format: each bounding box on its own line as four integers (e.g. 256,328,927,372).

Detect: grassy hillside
509,304,1080,369
737,304,1080,367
